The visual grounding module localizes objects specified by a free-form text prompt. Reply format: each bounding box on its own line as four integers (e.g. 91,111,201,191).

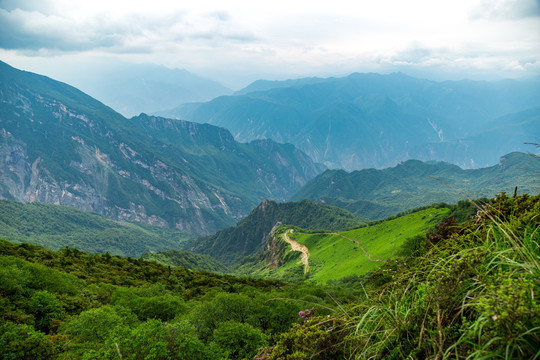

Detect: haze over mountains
48,60,232,118
164,73,540,170
0,61,322,234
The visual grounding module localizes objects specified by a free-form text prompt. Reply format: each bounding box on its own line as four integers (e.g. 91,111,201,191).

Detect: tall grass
347,193,539,359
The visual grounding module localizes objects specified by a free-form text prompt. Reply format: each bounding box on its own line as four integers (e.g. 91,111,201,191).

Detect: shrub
212,321,267,359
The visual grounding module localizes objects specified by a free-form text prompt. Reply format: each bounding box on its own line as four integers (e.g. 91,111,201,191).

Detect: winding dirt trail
329,233,386,262
282,229,310,273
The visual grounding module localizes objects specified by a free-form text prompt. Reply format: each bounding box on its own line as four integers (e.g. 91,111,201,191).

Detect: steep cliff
0,61,324,234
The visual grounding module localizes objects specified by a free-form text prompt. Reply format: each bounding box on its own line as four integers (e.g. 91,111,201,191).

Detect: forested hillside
0,200,195,257
0,238,352,360
141,250,227,273
292,151,540,220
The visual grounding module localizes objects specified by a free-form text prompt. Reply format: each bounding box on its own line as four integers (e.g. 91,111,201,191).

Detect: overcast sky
1,0,539,88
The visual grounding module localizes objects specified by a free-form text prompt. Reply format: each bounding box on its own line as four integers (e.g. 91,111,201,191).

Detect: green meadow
285,207,449,283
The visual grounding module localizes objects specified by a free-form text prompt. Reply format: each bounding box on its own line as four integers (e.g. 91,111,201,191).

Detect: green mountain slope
164,72,540,170
0,199,195,257
141,250,227,273
0,61,323,234
291,151,540,220
235,207,449,283
264,193,539,359
184,199,367,266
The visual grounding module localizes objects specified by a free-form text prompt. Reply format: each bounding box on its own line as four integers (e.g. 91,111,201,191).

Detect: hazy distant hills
413,107,540,167
0,61,323,234
183,199,366,266
291,151,540,220
55,61,232,117
164,72,540,170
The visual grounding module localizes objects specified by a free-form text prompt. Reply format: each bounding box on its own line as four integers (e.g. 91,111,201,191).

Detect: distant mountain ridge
54,61,232,117
0,61,324,234
164,72,540,170
291,151,540,220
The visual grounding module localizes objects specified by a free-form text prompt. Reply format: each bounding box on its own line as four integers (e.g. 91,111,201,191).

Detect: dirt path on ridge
282,229,310,273
329,233,386,262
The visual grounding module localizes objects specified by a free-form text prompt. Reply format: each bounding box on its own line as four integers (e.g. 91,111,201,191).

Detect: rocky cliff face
0,61,324,234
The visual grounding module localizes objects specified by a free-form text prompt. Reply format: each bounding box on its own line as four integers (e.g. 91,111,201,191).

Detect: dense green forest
0,200,195,257
1,193,537,359
141,250,227,273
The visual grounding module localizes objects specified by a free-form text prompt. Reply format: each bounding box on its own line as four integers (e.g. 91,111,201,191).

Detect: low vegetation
261,193,539,359
0,237,355,360
1,193,537,359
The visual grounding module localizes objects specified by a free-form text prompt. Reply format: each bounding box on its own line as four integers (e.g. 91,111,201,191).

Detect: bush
62,305,137,342
212,321,267,359
28,290,65,333
0,322,55,360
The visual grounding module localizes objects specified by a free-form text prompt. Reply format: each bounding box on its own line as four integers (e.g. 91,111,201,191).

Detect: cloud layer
1,0,539,86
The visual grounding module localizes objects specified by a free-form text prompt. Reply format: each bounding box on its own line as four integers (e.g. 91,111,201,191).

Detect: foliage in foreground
0,238,353,359
264,193,539,359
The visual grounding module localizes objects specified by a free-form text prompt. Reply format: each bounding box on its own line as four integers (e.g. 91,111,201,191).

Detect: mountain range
0,61,323,234
291,151,540,219
164,72,540,170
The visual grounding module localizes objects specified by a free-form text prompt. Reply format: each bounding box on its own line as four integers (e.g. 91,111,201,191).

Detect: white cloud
469,0,540,20
1,0,539,87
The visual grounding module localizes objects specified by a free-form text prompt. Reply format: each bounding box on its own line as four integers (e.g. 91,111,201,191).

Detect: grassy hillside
292,151,540,220
259,192,540,359
184,199,366,266
235,207,449,283
0,200,195,257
